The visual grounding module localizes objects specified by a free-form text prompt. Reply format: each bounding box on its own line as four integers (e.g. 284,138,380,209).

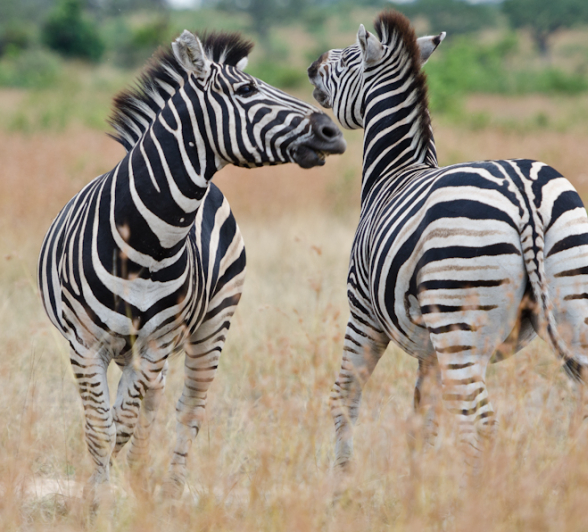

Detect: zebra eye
235,83,257,96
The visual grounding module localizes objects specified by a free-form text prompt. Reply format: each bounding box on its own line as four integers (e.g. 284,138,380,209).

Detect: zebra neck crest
108,31,253,152
362,11,432,162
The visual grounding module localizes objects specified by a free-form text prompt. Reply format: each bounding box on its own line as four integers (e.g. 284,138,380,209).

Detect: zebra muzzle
292,113,346,169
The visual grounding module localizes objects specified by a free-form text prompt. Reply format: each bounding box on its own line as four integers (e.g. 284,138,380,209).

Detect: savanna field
3,16,588,531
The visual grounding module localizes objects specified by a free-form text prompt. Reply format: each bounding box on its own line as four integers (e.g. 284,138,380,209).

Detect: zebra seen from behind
308,11,588,471
39,30,346,501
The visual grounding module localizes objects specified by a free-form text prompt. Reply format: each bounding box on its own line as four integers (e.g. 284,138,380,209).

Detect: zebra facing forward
308,11,588,470
39,30,345,500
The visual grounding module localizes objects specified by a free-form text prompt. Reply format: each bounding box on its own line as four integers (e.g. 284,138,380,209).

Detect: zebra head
110,31,346,173
308,11,445,130
171,30,346,170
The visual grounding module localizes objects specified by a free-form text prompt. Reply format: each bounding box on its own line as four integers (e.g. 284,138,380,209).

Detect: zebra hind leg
70,346,116,505
330,316,388,472
437,352,497,473
409,356,442,452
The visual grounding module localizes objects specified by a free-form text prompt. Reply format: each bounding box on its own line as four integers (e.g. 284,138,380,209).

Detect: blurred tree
0,0,53,57
41,0,105,62
391,0,499,36
216,0,316,49
88,0,168,17
503,0,588,56
112,16,172,67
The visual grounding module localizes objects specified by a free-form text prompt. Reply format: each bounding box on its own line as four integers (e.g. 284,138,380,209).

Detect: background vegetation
2,0,588,530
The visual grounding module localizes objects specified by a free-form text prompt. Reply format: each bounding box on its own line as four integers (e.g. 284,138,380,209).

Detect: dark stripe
429,323,476,335
437,345,473,354
421,304,497,314
446,362,475,370
555,266,588,278
419,279,507,292
547,233,588,257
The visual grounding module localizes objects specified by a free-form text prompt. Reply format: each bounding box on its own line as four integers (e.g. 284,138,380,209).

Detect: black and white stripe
309,11,588,469
39,30,345,500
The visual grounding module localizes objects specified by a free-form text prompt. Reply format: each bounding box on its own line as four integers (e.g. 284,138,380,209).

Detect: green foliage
425,34,588,114
0,63,131,132
105,16,171,68
41,0,105,62
0,23,34,57
0,47,62,89
503,0,588,55
247,60,307,89
392,0,500,36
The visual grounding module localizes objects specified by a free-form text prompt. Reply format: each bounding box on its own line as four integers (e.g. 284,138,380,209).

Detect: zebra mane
372,10,432,150
108,31,254,151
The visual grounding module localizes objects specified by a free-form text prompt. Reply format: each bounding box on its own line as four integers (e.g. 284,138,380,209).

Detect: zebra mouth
291,112,346,168
292,146,328,169
312,88,331,109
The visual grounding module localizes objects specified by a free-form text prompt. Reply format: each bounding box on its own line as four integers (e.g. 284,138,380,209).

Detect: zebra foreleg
111,353,168,461
165,305,237,498
70,346,116,502
126,361,168,469
330,316,388,471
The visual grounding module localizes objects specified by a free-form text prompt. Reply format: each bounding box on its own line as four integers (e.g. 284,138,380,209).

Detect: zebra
308,10,588,471
38,29,346,501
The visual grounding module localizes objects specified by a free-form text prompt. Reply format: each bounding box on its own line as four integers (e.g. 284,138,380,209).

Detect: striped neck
111,94,221,263
360,67,436,203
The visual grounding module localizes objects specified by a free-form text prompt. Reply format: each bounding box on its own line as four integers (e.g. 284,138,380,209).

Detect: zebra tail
521,220,583,382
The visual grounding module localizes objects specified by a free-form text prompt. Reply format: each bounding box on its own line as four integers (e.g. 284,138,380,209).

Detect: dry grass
3,100,588,530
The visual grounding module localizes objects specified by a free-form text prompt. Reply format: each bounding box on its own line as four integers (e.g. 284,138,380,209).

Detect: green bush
247,60,307,89
0,47,62,88
41,0,105,62
111,17,171,68
425,33,588,113
0,23,34,57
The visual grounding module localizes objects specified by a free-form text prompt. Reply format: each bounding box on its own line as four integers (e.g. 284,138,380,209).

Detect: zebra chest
58,244,209,347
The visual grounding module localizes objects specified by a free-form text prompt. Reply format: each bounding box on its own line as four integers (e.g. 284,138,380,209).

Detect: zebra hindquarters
417,245,527,469
542,188,588,425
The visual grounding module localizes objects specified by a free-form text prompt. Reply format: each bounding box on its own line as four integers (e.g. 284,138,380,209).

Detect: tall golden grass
2,94,588,530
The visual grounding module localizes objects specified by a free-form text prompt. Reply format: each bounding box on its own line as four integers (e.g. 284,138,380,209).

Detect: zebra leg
112,353,169,460
543,224,588,427
126,361,168,469
330,316,388,471
165,300,240,499
70,346,116,500
437,352,496,470
410,356,441,450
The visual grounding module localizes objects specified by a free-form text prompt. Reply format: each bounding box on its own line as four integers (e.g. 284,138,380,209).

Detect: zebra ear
357,24,384,67
417,32,446,66
236,56,248,71
172,30,211,80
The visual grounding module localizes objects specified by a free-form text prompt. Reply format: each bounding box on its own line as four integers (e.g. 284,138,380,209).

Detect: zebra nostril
320,124,338,140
